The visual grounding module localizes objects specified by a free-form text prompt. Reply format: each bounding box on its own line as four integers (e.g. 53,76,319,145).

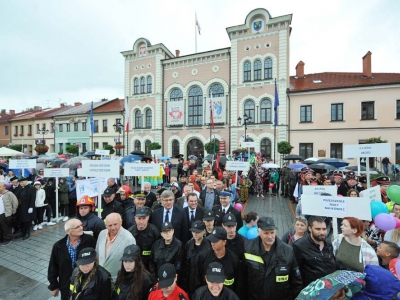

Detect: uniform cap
206,262,225,283
333,170,344,177
103,188,115,197
157,263,176,289
219,191,231,198
76,247,96,266
258,216,277,230
206,226,227,243
222,213,237,226
133,190,146,198
161,221,174,232
135,206,151,217
203,210,215,221
346,171,357,179
190,220,205,232
120,244,140,261
375,176,390,185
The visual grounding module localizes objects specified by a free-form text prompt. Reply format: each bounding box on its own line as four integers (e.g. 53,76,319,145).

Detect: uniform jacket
47,234,96,296
69,265,111,300
243,236,303,300
19,184,36,222
77,212,106,241
112,270,156,300
1,190,18,217
191,285,240,300
96,199,124,220
212,206,243,229
226,233,247,260
145,191,157,208
292,234,337,286
149,237,183,277
337,182,363,196
96,227,136,281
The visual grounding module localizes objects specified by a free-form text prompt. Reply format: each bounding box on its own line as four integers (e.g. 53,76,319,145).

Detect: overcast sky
1,0,399,113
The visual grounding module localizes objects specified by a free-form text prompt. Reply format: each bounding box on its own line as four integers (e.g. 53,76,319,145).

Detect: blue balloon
370,201,389,219
246,227,259,240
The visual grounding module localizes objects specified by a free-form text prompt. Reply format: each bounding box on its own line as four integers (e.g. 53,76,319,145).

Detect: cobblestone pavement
0,189,296,300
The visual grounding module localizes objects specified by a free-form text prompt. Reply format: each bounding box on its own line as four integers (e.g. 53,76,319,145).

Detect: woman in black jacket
113,245,156,300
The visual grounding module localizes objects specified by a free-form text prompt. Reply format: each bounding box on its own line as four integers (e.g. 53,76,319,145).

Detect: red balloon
389,258,400,278
269,183,274,188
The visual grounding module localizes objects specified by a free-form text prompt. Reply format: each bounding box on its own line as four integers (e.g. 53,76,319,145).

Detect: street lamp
113,123,124,156
37,126,49,144
237,113,252,142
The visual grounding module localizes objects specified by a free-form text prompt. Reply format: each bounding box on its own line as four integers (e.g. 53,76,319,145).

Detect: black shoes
13,232,24,239
22,233,30,240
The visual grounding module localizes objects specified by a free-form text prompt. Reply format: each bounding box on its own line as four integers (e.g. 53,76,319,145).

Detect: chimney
1,109,5,115
60,103,65,107
362,51,372,77
175,50,180,57
101,98,108,102
9,110,15,115
296,61,305,78
74,102,82,106
34,106,42,111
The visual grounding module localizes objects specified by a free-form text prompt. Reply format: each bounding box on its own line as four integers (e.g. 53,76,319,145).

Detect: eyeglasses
68,224,83,230
162,199,174,203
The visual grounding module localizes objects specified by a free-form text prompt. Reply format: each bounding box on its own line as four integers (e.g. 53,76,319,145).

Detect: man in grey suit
96,212,136,281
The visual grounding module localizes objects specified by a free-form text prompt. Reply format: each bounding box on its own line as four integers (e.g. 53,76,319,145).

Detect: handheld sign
43,168,69,223
151,149,162,156
302,185,337,196
242,142,256,148
124,163,160,191
95,149,110,156
9,159,36,169
359,186,381,202
225,161,250,171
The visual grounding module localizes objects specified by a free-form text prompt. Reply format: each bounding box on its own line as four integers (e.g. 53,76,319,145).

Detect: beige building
122,8,291,160
288,52,400,168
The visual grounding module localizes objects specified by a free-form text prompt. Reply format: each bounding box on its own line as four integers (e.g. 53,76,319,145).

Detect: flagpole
195,12,197,53
90,101,94,151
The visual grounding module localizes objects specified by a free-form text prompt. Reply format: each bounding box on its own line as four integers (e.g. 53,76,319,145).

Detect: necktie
190,210,195,224
165,210,170,223
222,208,226,215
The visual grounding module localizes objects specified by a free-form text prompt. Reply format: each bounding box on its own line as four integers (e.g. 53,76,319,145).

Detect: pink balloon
234,203,243,211
337,194,343,197
395,217,400,229
374,213,396,231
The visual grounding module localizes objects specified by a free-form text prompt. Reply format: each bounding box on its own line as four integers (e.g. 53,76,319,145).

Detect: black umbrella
309,163,336,172
283,154,303,160
48,158,66,167
315,158,349,168
131,150,145,156
83,151,101,157
0,162,8,170
140,156,153,162
342,165,367,171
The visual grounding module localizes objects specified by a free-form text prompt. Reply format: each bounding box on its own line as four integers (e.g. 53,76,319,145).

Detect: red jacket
148,283,189,300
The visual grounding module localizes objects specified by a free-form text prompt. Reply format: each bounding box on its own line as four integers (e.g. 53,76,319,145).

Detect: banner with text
80,160,120,178
124,163,160,176
76,178,107,199
225,161,250,171
360,186,381,201
302,185,337,196
205,96,226,125
167,100,185,126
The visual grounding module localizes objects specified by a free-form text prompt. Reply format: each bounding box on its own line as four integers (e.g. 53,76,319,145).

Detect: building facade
122,8,291,160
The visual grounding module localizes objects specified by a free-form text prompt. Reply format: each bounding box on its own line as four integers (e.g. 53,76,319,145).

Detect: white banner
151,149,162,155
344,143,391,158
167,100,184,126
80,160,120,178
95,149,110,155
225,161,250,171
205,96,226,125
76,178,107,199
44,168,69,178
124,163,160,176
9,159,36,169
242,142,256,148
359,186,381,202
302,185,337,196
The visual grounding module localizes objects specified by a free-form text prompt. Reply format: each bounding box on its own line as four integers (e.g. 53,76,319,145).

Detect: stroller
392,164,400,181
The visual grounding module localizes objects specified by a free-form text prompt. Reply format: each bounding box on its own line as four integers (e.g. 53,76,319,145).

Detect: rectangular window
93,142,99,150
330,143,343,159
4,126,9,135
102,142,108,148
20,126,24,135
299,143,313,159
94,120,99,133
116,118,121,125
66,123,70,132
300,105,312,122
82,122,87,131
331,103,343,121
82,143,87,153
74,123,78,131
397,100,400,119
28,125,32,135
50,123,54,133
14,126,18,135
361,101,374,120
59,143,63,152
102,120,108,132
36,124,40,133
59,124,63,132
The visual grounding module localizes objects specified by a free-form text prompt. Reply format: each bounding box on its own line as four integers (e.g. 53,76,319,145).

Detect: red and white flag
210,94,215,130
125,96,129,133
195,12,201,35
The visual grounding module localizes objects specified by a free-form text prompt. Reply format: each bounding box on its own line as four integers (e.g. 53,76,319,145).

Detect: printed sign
151,149,162,155
167,100,184,126
225,161,250,171
44,168,69,178
242,142,256,148
359,186,381,202
80,160,120,178
205,96,226,125
302,185,337,196
76,178,108,199
124,163,160,176
95,149,110,155
302,195,371,219
9,159,36,169
344,143,391,158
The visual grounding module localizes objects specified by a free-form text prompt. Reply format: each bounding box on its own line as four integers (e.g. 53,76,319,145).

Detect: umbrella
315,158,349,168
83,151,101,158
130,150,145,156
36,162,46,170
174,154,184,158
261,163,280,169
47,158,66,167
288,163,307,171
141,156,153,162
188,155,198,160
28,155,39,159
0,147,24,156
159,156,171,160
309,163,336,172
120,154,142,166
340,165,367,171
0,163,8,170
36,156,53,163
283,154,303,160
304,157,319,162
60,156,90,169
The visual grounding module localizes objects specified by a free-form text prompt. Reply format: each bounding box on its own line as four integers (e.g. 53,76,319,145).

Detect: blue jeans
384,164,389,175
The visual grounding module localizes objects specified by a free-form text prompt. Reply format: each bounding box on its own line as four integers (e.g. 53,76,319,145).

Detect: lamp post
113,123,124,156
237,113,251,142
37,126,49,144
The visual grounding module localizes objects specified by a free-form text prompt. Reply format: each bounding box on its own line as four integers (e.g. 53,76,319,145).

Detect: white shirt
221,205,230,213
163,207,174,222
188,208,196,220
0,194,4,215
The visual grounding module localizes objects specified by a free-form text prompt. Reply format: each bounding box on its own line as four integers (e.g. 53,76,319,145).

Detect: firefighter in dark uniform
127,206,160,271
212,190,243,229
243,217,303,300
197,227,241,296
96,187,124,220
123,190,147,229
222,213,247,260
203,210,215,237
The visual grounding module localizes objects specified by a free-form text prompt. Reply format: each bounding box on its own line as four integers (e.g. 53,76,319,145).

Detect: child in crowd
376,241,400,270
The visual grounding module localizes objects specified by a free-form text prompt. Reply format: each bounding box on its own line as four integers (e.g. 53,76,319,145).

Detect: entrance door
187,139,204,159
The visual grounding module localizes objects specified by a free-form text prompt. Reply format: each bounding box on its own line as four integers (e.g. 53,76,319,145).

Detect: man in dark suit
151,190,189,244
212,190,243,229
176,184,193,208
144,181,157,208
183,193,204,229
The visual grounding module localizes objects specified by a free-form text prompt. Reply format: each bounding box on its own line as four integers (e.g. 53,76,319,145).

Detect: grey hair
161,190,174,199
144,181,151,187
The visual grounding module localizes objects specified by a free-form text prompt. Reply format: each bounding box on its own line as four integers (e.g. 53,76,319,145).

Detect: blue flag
90,101,95,134
274,78,280,126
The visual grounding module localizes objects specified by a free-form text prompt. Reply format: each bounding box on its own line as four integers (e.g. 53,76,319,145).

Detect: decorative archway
186,138,204,159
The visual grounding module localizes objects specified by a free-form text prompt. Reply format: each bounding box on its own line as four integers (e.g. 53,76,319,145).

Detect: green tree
205,139,220,154
277,141,294,155
9,144,22,152
103,144,115,155
148,142,162,150
364,137,388,143
65,145,79,156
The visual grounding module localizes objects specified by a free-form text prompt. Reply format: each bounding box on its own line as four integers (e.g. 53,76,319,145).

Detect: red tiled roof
289,72,400,93
93,99,124,113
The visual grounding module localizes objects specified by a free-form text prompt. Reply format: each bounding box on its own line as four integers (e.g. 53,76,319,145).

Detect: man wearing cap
178,175,187,190
17,176,36,240
200,178,220,211
48,219,96,300
180,220,211,295
358,175,368,190
128,206,160,270
151,190,189,244
0,181,18,246
148,263,189,300
149,221,183,278
374,176,391,203
203,210,216,237
222,213,247,260
183,193,204,230
144,181,157,208
332,170,343,188
337,171,363,196
192,262,240,300
170,182,182,201
198,226,241,295
213,190,243,229
76,195,105,241
243,216,302,299
96,212,136,282
96,187,124,220
123,190,146,229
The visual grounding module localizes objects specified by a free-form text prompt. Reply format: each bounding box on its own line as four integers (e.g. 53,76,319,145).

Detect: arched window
209,84,224,97
172,140,180,157
264,58,272,79
146,76,152,93
260,99,272,123
254,60,261,80
170,88,183,101
188,86,203,126
134,140,141,151
244,100,255,123
260,138,272,160
145,109,152,128
145,140,151,156
133,78,139,94
140,77,145,94
243,61,251,82
135,110,142,128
